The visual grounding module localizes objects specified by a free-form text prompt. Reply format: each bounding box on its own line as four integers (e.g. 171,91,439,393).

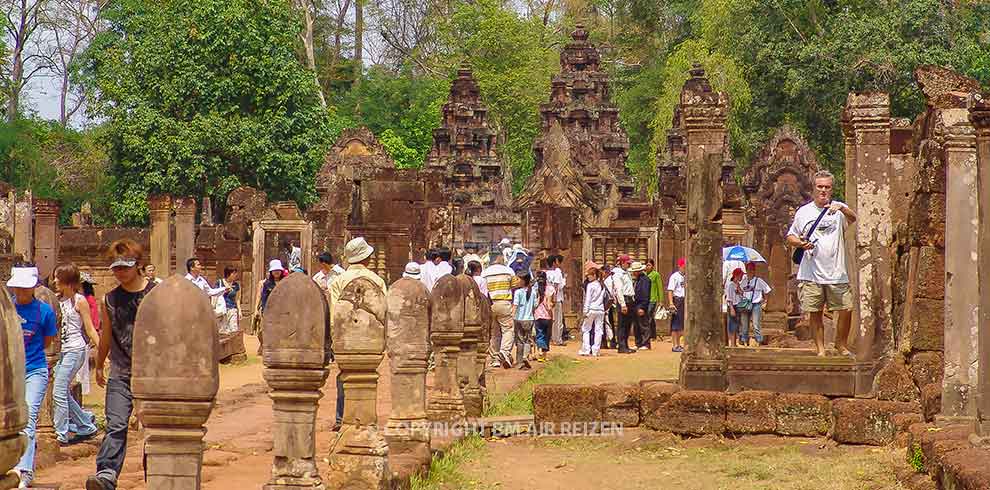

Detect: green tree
77,0,339,224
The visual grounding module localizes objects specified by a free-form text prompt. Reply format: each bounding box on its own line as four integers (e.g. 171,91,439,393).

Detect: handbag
792,205,830,265
654,306,670,320
212,280,228,318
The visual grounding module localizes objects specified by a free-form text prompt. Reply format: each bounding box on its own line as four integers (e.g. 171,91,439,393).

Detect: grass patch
410,434,487,490
483,356,577,417
908,443,924,472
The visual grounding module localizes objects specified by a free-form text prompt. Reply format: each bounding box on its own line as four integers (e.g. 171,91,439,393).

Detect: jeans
579,311,604,356
16,367,49,475
54,349,97,442
534,319,551,352
739,302,764,345
94,377,133,488
514,320,533,365
335,372,344,424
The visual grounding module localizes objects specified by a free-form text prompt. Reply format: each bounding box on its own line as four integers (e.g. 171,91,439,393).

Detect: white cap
344,237,374,264
109,256,137,269
268,259,285,273
499,238,511,247
7,267,39,288
402,262,421,279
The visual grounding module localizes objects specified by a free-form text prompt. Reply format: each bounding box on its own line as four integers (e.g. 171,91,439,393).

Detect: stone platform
724,347,874,397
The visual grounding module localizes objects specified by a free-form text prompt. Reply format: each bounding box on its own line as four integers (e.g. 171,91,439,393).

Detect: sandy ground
35,335,533,489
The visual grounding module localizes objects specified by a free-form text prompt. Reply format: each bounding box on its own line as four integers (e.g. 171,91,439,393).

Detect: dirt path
36,335,534,489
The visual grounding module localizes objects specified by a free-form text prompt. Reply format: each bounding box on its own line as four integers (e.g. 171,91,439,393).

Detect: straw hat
7,266,39,288
344,237,374,264
628,261,646,273
403,262,421,279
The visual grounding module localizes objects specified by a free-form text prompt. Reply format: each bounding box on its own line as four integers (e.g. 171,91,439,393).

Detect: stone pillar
261,274,329,490
0,293,26,490
427,275,466,420
677,64,728,391
970,94,990,437
13,191,32,261
844,93,892,390
456,275,483,417
148,195,172,278
132,277,219,490
942,106,980,419
762,242,790,330
840,119,860,340
173,197,197,275
385,277,432,479
328,278,390,490
33,286,60,470
32,199,60,281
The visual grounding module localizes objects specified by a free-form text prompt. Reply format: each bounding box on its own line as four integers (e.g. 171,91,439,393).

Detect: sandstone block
601,383,640,427
533,385,606,434
907,299,944,351
638,381,680,431
831,399,920,445
773,393,831,437
876,357,920,403
938,447,990,490
663,391,726,436
909,352,944,390
726,391,777,434
920,383,942,422
915,246,944,300
892,413,924,447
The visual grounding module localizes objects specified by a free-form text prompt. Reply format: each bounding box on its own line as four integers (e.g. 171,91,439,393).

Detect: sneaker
16,470,31,489
498,352,512,369
86,475,113,490
673,346,684,353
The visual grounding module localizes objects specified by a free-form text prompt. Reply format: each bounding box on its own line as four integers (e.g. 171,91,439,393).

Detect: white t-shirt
725,281,742,306
59,294,88,352
546,268,565,301
787,201,849,284
666,271,685,298
740,276,772,304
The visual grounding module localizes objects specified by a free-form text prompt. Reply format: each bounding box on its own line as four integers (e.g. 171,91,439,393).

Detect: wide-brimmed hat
628,261,646,273
344,237,374,264
462,254,483,266
583,260,602,272
512,244,526,252
403,262,421,279
7,266,39,288
268,259,286,273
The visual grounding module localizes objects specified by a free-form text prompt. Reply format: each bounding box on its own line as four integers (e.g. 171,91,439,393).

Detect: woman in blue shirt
511,272,536,370
7,264,57,489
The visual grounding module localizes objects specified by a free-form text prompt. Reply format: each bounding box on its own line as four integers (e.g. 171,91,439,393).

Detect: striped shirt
481,264,514,302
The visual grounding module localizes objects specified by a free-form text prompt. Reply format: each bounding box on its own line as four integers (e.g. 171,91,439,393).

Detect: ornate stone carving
262,274,330,490
0,293,26,490
132,277,219,490
427,275,466,422
328,278,390,490
385,277,432,479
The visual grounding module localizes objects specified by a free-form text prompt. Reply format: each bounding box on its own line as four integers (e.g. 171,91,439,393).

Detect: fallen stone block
726,391,777,434
601,383,641,427
831,398,921,445
920,383,941,422
773,393,831,437
938,447,990,490
662,390,726,436
892,413,924,447
875,357,920,403
909,352,943,390
533,384,606,434
639,381,680,431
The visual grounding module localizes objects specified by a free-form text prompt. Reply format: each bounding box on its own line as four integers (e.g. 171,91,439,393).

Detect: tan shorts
798,281,853,312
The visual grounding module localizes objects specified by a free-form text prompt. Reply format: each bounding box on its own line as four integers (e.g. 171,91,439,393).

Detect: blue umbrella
722,245,767,263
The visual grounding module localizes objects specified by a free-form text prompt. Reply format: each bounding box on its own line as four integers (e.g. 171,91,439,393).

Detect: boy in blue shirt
6,263,57,489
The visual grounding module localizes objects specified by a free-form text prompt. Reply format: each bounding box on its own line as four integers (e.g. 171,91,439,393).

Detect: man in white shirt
546,255,566,345
666,257,686,352
786,170,858,357
312,252,345,296
612,254,636,354
184,257,229,297
436,247,453,277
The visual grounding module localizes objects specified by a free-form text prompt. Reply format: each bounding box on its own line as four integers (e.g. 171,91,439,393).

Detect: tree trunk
296,0,327,107
6,47,24,123
353,0,364,90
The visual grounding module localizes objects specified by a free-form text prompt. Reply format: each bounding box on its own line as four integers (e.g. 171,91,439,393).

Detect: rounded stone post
427,275,466,422
132,277,219,490
262,274,330,490
456,275,483,418
0,293,26,490
385,278,431,479
328,278,390,490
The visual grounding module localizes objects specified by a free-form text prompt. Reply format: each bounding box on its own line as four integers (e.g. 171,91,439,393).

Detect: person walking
612,255,636,354
6,264,57,489
328,237,388,431
579,261,605,357
216,266,241,335
738,262,772,347
481,259,514,368
546,255,566,346
510,272,536,369
786,170,858,356
666,258,686,352
646,259,662,341
52,264,100,447
532,271,556,361
726,268,744,347
601,265,619,349
253,259,287,355
85,239,156,490
630,262,652,350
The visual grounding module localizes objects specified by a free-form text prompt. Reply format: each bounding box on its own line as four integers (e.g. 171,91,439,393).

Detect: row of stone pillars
0,268,490,489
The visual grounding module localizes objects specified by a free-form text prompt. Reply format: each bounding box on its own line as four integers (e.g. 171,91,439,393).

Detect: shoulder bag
792,205,830,265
